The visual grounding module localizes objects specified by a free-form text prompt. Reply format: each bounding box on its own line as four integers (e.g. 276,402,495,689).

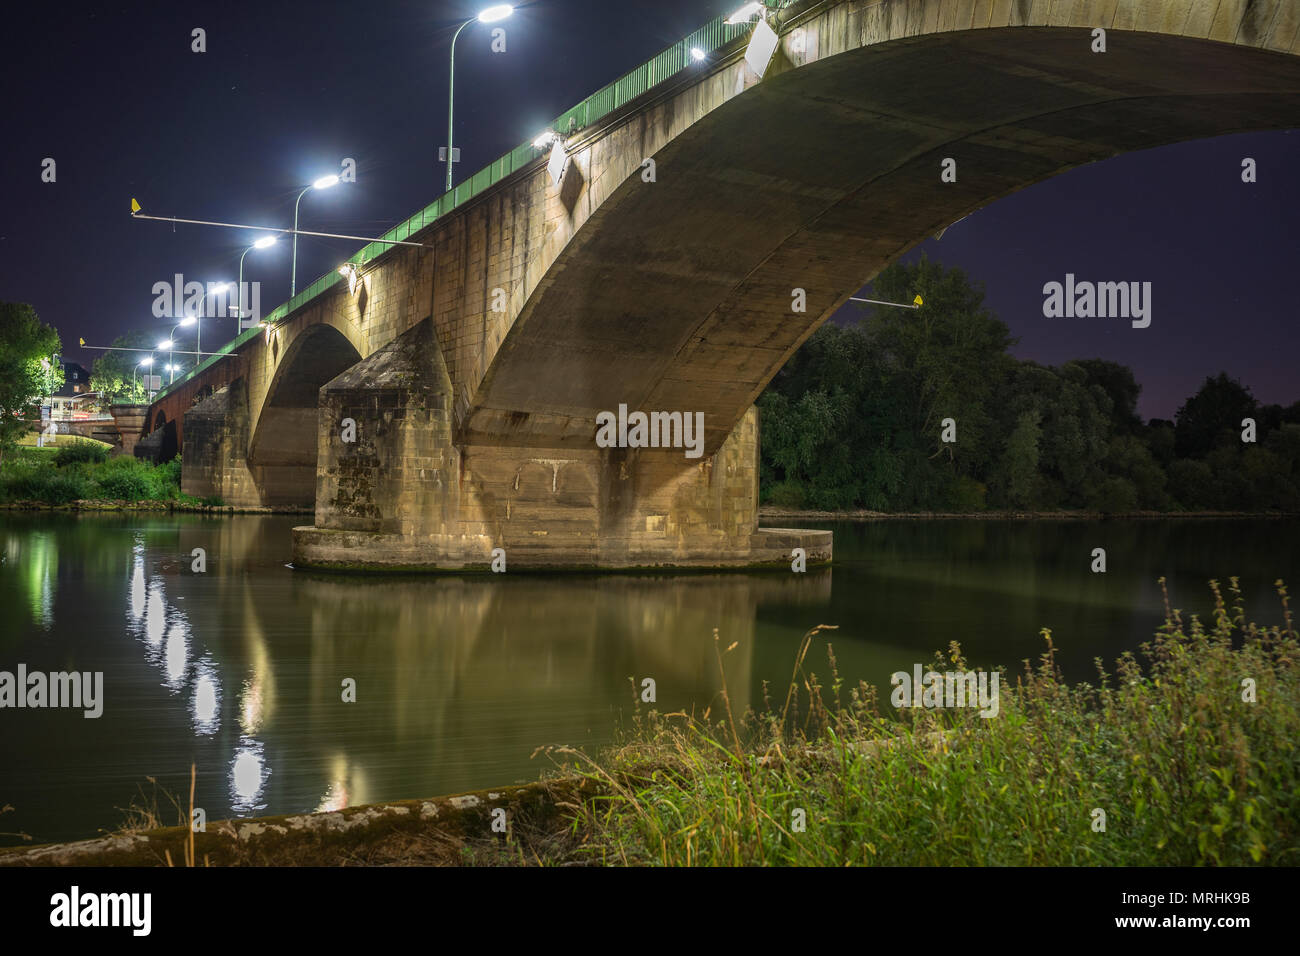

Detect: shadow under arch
248,323,364,507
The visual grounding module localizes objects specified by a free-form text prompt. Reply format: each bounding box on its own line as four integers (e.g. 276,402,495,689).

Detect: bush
949,476,988,512
0,459,91,503
91,457,155,501
1086,475,1139,514
0,449,183,504
149,457,183,499
764,480,807,509
53,439,110,467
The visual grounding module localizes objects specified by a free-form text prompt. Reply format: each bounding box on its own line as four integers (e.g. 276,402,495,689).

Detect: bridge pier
289,318,829,572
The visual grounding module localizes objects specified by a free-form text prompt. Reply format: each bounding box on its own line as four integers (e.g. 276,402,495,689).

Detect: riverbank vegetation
759,258,1300,513
0,442,216,507
535,578,1297,865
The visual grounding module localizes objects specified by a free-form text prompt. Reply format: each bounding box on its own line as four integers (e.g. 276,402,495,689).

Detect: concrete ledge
291,525,832,572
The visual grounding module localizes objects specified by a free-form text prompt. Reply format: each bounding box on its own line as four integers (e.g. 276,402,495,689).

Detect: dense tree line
759,259,1300,513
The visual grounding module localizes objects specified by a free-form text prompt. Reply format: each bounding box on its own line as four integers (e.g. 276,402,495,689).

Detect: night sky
3,1,1296,420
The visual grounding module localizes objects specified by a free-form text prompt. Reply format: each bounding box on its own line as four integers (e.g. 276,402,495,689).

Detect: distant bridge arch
248,322,365,505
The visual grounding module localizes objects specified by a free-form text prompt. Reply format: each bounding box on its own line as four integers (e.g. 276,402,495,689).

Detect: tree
0,302,62,462
89,329,157,405
1065,358,1143,436
993,410,1042,508
1174,372,1257,459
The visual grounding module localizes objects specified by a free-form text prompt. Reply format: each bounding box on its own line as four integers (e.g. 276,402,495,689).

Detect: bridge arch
248,322,365,506
467,13,1300,457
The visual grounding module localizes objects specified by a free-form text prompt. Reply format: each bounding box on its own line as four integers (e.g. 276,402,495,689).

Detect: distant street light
157,337,177,381
134,356,153,393
292,175,341,296
237,237,278,337
444,5,515,193
185,282,233,357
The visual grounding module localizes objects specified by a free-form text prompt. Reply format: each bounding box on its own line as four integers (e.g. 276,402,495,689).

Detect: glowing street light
157,337,177,381
134,356,153,393
444,5,515,192
238,237,278,337
690,47,706,62
183,281,232,358
293,175,342,296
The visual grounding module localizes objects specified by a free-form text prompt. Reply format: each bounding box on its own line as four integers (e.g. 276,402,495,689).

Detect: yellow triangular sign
913,294,923,306
130,198,141,214
79,337,85,347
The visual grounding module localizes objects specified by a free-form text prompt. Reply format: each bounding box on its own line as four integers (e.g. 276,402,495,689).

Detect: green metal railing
156,2,799,400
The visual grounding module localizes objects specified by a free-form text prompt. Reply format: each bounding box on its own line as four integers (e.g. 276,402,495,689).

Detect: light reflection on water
230,738,269,813
0,513,1293,846
191,659,220,735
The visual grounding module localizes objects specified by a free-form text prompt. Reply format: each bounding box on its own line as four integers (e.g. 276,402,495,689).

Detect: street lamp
134,357,153,396
158,314,201,383
444,5,514,193
238,237,278,337
186,282,232,357
179,316,199,365
156,336,176,383
292,175,340,296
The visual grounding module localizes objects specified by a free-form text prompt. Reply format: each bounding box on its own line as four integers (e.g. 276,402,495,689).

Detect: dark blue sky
3,0,1296,420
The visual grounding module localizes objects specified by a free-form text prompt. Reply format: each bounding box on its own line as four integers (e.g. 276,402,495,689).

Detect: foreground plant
548,578,1299,866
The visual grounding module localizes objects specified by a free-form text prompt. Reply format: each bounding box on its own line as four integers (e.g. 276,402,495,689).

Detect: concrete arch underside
184,324,363,508
467,24,1300,457
248,324,365,505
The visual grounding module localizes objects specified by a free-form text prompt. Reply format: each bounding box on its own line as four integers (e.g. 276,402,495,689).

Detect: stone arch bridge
141,0,1300,570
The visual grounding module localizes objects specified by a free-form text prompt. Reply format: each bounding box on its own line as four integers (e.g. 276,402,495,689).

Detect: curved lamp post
445,5,513,193
134,357,153,397
237,236,278,337
156,332,179,385
186,282,232,357
292,175,340,296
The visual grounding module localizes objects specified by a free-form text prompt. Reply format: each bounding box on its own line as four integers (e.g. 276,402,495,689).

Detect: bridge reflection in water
0,514,829,843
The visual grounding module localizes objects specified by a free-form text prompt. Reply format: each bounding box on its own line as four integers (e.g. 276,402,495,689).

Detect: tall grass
552,578,1299,866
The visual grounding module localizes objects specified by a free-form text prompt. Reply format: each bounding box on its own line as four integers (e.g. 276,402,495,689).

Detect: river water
0,514,1293,846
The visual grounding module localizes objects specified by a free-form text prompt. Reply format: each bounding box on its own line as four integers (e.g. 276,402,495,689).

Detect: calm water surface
1,513,1294,845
